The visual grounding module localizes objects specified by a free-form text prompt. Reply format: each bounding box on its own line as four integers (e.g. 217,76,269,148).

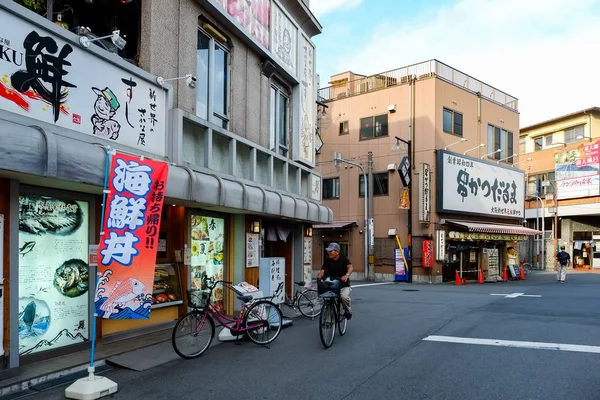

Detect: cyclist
316,242,353,320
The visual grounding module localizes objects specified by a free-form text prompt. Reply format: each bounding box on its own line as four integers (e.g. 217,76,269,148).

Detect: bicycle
317,278,347,349
272,280,323,319
521,258,535,275
172,276,283,359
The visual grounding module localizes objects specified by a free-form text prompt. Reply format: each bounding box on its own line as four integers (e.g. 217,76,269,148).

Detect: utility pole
367,152,374,280
394,136,412,282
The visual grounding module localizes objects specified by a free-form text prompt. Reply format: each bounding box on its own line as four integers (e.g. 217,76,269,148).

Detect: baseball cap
326,242,341,252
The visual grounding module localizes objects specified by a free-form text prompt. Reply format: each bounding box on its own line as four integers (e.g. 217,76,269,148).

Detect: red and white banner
95,152,169,319
422,240,434,268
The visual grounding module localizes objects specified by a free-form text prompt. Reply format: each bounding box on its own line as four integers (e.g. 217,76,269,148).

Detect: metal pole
367,152,374,280
541,196,545,271
407,139,413,282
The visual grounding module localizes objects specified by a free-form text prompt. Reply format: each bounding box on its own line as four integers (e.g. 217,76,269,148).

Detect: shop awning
444,220,542,236
313,220,358,230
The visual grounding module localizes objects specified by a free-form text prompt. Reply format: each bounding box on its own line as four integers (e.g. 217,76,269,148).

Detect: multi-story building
314,60,540,283
520,108,600,270
0,0,329,379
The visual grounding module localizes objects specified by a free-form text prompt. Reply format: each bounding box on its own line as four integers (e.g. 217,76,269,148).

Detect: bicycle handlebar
202,275,232,290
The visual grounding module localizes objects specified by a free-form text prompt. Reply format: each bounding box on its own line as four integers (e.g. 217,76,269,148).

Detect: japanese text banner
95,152,169,319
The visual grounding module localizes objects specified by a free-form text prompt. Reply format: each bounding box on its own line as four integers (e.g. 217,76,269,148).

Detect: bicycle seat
294,281,305,286
237,295,253,303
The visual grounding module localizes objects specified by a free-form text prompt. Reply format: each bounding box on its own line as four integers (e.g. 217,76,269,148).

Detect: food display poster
190,216,225,312
95,151,169,320
18,195,89,355
246,233,259,268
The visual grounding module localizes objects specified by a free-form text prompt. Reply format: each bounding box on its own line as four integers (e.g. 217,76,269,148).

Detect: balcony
317,59,519,112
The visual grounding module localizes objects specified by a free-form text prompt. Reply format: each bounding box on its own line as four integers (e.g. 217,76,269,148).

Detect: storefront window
18,195,89,356
190,215,225,312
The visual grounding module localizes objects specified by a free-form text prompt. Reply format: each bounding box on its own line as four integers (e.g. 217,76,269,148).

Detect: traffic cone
455,271,463,285
519,267,525,280
478,269,484,284
502,268,508,281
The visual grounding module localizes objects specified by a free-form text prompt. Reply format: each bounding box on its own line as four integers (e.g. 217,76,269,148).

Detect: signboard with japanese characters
422,240,433,268
419,163,431,222
271,2,297,75
246,233,259,268
435,230,446,261
95,152,169,319
555,140,600,200
436,150,525,219
0,10,167,155
294,34,316,166
259,257,285,305
214,0,270,49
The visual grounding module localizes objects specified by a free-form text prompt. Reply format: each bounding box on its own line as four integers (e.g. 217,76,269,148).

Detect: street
21,272,600,400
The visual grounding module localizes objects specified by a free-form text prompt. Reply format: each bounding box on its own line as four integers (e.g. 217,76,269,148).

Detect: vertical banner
95,152,169,319
422,240,434,268
419,163,431,222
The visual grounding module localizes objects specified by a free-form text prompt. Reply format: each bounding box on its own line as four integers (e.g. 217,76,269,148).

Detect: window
443,108,463,136
339,121,349,135
323,178,340,199
359,173,389,197
534,137,543,151
197,28,230,128
528,172,555,196
487,124,514,162
270,84,289,156
519,137,526,154
360,115,388,140
565,125,585,143
545,134,553,147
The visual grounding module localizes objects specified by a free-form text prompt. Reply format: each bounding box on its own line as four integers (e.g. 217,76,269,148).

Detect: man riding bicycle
316,242,353,320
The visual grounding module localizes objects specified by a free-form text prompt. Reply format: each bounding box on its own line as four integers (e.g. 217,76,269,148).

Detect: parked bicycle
317,278,347,349
521,257,534,275
271,280,323,318
172,276,283,359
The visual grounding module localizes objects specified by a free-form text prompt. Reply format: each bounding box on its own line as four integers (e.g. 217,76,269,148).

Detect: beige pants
340,287,352,313
557,264,567,282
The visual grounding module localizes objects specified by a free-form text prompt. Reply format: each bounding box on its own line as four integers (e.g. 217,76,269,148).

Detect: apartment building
520,108,600,270
0,0,328,378
314,60,540,283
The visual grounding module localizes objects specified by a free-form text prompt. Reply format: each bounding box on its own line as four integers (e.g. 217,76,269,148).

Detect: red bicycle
172,276,283,359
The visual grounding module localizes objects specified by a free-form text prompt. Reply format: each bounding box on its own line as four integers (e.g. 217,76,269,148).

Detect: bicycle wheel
243,300,283,345
297,289,323,318
337,301,347,336
523,263,532,275
172,311,214,359
319,301,336,348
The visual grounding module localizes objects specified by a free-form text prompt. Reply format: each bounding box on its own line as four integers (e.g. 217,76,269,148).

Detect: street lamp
526,194,545,270
542,180,558,255
393,135,413,283
551,141,567,147
481,149,501,159
497,153,521,164
444,137,467,150
463,143,484,155
576,135,593,142
512,157,532,168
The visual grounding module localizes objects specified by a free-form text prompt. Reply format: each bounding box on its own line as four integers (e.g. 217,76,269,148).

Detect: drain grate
29,364,113,392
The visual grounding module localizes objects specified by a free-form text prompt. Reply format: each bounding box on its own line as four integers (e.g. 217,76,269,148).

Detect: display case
152,263,184,309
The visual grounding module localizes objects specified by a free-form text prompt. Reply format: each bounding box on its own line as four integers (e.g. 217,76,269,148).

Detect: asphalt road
21,272,600,400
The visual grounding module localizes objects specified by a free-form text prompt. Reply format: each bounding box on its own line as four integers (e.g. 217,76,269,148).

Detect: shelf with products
152,263,183,309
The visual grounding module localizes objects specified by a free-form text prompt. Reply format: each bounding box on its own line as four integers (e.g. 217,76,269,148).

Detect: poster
555,140,600,200
395,248,407,276
190,215,225,312
246,233,259,268
18,195,89,355
95,152,169,320
422,240,433,268
303,237,312,265
485,248,499,277
214,0,270,49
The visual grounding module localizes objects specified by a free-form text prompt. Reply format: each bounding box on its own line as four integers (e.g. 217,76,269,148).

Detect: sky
309,0,600,127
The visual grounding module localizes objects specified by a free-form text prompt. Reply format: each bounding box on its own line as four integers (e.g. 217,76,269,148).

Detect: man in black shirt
316,242,353,319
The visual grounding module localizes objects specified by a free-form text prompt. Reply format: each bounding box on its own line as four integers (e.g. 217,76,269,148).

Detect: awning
445,220,542,236
313,220,358,230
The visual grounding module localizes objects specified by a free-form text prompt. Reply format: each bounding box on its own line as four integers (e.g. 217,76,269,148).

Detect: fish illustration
100,278,146,315
19,241,36,257
19,219,47,235
23,301,36,332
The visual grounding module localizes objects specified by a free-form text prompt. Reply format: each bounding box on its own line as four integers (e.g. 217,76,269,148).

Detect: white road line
490,293,542,298
423,335,600,354
353,282,394,288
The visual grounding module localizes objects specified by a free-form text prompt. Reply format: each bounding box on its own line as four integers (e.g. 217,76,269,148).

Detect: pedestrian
555,245,571,283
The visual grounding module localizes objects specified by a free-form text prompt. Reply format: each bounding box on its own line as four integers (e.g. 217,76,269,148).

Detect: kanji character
456,169,469,201
112,158,153,196
107,195,147,230
100,231,140,266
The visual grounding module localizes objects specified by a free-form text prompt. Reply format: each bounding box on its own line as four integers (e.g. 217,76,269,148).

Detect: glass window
270,85,289,156
359,173,389,196
519,137,526,154
535,137,543,151
444,108,462,136
507,131,513,164
565,125,585,143
488,124,494,154
213,44,227,117
453,112,463,135
545,134,553,146
500,129,507,160
443,109,453,133
360,117,373,140
374,115,388,137
196,31,210,120
278,92,288,148
339,121,349,135
269,87,276,151
494,127,501,159
323,178,340,199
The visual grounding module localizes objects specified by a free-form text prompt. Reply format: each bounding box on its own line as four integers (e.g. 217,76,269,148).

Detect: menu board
246,233,259,268
190,215,225,312
18,195,89,355
484,248,499,278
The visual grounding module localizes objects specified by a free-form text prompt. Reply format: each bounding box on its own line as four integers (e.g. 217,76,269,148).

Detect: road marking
353,282,394,288
423,335,600,354
490,292,542,298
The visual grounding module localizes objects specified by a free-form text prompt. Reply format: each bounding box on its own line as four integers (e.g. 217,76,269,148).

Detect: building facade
314,61,539,283
520,108,600,270
0,0,329,376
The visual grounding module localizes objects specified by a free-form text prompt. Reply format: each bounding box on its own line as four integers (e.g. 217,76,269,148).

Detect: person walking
555,245,571,283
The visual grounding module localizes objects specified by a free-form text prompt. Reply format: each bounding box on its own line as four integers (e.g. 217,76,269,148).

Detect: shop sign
422,239,433,268
303,237,312,265
96,152,169,320
435,230,446,261
271,2,297,75
394,248,407,276
294,35,316,166
555,140,600,200
448,231,527,241
419,163,431,222
214,0,270,49
0,10,167,155
18,195,89,355
436,150,525,219
0,214,3,356
246,233,260,268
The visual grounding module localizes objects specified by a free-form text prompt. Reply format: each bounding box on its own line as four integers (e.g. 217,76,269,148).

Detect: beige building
314,60,540,283
520,108,600,270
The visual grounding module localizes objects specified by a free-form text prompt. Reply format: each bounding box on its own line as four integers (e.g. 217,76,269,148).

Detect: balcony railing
317,59,518,112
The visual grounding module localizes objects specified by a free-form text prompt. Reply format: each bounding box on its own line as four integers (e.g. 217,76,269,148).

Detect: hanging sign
419,163,431,222
95,152,169,319
422,239,434,268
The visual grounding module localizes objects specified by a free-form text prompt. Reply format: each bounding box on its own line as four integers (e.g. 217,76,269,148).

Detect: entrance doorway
263,221,294,296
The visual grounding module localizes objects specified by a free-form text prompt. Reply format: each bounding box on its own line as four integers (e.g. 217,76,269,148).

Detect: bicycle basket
187,289,210,308
317,279,341,295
